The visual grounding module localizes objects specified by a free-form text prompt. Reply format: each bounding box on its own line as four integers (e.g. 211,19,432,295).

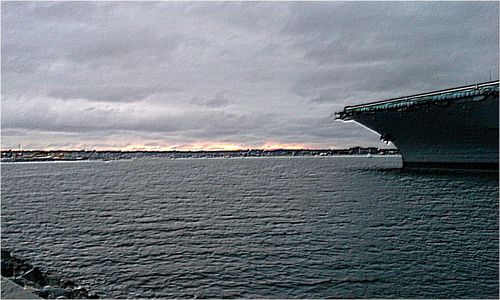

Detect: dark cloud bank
2,2,498,150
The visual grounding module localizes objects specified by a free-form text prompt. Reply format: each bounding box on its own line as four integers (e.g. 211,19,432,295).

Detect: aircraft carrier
336,81,499,170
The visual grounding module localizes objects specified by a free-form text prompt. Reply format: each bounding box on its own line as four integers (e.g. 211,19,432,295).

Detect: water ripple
2,157,498,298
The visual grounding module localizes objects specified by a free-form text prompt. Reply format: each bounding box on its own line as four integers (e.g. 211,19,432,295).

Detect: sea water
1,157,498,298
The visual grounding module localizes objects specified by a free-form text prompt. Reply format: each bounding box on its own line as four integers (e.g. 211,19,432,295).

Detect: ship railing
336,80,499,119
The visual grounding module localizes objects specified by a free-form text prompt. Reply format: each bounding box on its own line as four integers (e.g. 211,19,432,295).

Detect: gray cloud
47,85,183,103
1,1,498,150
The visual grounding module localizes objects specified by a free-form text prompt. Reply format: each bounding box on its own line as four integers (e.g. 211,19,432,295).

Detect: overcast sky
2,1,498,150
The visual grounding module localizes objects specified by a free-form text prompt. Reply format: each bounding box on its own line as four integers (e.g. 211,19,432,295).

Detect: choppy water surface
1,157,498,298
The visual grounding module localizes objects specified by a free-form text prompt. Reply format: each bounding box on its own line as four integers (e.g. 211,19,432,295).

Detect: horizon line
1,147,397,152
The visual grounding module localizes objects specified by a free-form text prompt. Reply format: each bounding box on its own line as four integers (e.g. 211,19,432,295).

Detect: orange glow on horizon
260,142,309,151
16,141,320,152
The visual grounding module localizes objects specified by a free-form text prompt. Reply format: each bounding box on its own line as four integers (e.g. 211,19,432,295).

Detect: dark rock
1,250,100,299
87,292,100,299
45,275,62,287
59,279,76,289
1,249,33,277
40,286,68,298
1,250,14,277
11,276,32,287
71,286,94,298
32,289,43,297
22,267,48,286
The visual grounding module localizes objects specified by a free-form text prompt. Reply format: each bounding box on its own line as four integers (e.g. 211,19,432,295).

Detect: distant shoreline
2,147,399,162
1,154,403,164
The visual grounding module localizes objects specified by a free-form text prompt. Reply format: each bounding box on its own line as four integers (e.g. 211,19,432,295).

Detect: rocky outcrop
1,250,100,299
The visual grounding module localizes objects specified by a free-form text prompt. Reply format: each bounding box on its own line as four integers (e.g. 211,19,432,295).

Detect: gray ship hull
337,81,499,170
